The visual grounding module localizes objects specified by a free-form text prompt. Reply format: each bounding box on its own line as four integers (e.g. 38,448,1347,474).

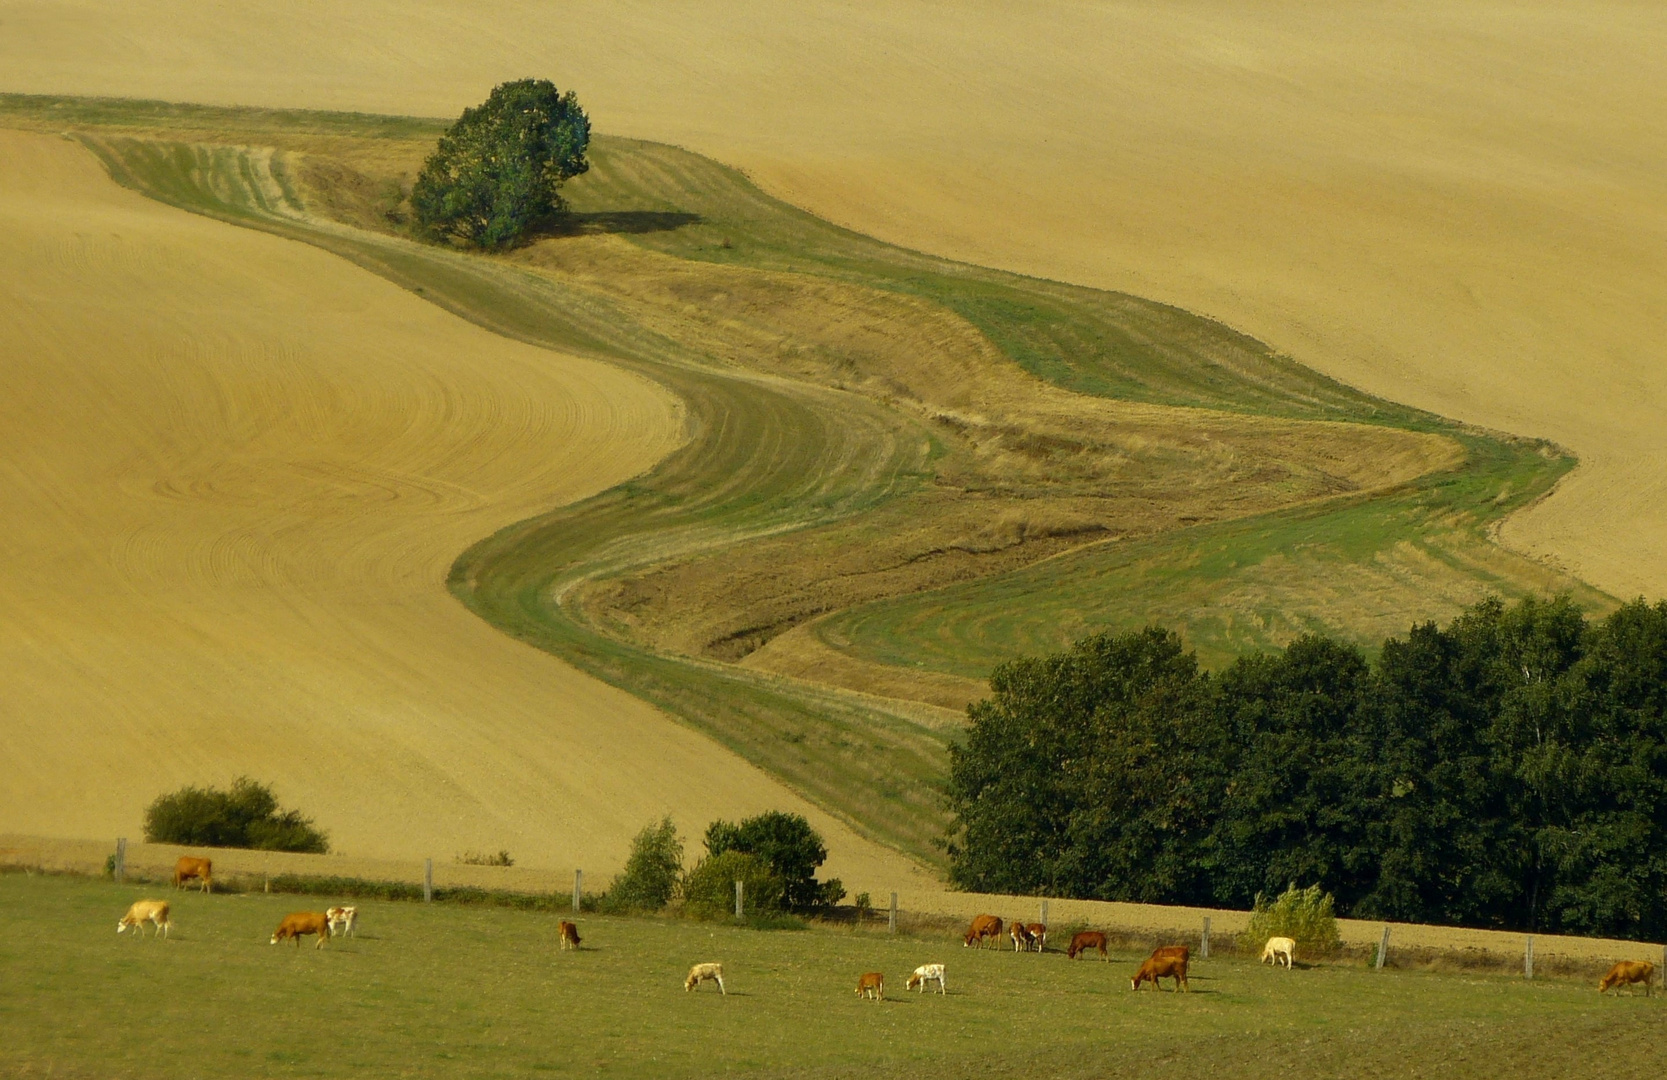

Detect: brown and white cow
1067,931,1108,961
270,912,331,949
117,900,171,939
962,914,1003,949
1025,923,1047,953
1009,920,1034,952
906,964,946,994
855,972,884,1001
1599,960,1655,996
326,906,358,938
558,921,581,950
1132,953,1189,992
173,856,212,893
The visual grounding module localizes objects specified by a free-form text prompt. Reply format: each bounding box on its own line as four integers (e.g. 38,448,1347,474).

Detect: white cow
1261,936,1296,969
905,963,946,994
117,900,171,939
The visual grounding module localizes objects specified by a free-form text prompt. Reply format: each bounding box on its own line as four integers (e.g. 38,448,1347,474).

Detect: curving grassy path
0,93,1608,869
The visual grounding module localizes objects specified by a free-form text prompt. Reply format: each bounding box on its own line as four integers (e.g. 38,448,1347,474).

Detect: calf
685,962,726,994
1599,960,1655,996
1025,923,1047,953
1067,931,1108,961
963,914,1003,949
173,856,212,893
1261,936,1295,969
856,972,884,1001
270,912,331,949
1132,953,1189,992
906,963,946,994
117,900,171,940
1009,920,1034,952
326,906,358,938
558,920,581,950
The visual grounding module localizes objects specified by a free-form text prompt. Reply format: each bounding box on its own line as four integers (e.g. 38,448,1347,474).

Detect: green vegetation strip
4,874,1663,1080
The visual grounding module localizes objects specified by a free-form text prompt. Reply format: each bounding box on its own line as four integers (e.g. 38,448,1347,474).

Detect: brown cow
1025,923,1048,953
1599,960,1655,996
962,914,1003,948
1067,931,1109,961
1149,944,1190,963
173,856,212,893
270,912,331,949
559,921,581,950
1009,920,1034,952
1132,953,1189,992
855,972,884,1001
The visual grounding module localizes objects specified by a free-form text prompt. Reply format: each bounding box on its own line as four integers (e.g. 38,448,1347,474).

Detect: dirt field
0,129,937,892
1,1,1664,597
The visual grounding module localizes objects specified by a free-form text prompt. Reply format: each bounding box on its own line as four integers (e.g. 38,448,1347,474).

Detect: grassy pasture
3,873,1664,1080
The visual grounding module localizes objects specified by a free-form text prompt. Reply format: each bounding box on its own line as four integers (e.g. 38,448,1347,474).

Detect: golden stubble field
0,129,938,894
2,0,1665,596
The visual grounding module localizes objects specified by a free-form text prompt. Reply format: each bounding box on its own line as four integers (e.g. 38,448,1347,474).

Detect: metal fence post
1524,936,1534,980
1201,916,1211,959
1375,925,1391,970
889,891,898,935
423,858,433,903
735,879,744,919
573,869,582,913
113,838,126,883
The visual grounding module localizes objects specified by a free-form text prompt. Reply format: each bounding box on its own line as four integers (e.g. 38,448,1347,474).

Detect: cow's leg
716,976,725,995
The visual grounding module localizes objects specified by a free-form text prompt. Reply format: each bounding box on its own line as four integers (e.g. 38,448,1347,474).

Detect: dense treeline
947,596,1667,939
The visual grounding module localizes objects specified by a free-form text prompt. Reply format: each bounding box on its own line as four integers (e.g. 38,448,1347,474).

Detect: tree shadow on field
541,210,702,238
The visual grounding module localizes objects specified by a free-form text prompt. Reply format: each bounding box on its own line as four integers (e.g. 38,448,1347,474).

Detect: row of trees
603,811,845,919
946,596,1667,940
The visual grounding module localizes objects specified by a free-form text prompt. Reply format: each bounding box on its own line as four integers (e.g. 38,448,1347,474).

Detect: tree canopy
946,596,1667,940
703,811,844,909
412,78,590,249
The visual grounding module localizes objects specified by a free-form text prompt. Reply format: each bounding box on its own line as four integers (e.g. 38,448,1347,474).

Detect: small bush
456,850,515,867
681,850,784,921
1245,883,1342,954
703,811,842,910
854,892,872,919
143,777,328,853
601,816,683,914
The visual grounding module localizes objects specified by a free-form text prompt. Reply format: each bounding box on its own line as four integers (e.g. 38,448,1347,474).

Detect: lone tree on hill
412,78,590,249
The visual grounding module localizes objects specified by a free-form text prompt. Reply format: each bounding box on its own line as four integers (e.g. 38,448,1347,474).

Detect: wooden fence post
889,891,898,935
573,869,582,913
1041,899,1049,929
735,879,744,919
423,858,433,903
1201,916,1211,959
1375,925,1391,970
1524,936,1534,980
113,838,126,883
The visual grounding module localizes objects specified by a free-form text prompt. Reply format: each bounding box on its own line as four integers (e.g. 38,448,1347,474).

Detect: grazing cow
1025,923,1047,953
1132,953,1189,992
1067,931,1109,961
1149,944,1190,963
117,900,171,939
173,856,212,893
1261,936,1295,969
1599,960,1655,996
906,964,947,994
963,914,1003,949
558,920,581,950
856,972,884,1001
685,962,726,994
1009,920,1035,952
326,906,358,938
270,912,331,949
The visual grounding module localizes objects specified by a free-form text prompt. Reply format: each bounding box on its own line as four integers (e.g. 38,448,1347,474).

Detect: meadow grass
3,873,1662,1080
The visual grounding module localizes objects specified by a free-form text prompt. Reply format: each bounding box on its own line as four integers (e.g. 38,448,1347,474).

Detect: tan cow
855,971,884,1001
685,962,726,994
558,921,581,950
173,856,212,893
1261,936,1295,969
963,914,1003,948
270,912,331,949
117,900,171,939
1599,960,1655,996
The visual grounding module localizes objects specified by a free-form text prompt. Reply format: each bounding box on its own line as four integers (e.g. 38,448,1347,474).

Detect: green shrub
142,777,329,853
601,816,683,914
703,811,843,910
681,850,783,921
456,850,515,867
1245,883,1341,954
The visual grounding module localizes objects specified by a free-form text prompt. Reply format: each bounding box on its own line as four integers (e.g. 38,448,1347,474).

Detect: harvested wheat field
2,1,1666,597
0,128,939,892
